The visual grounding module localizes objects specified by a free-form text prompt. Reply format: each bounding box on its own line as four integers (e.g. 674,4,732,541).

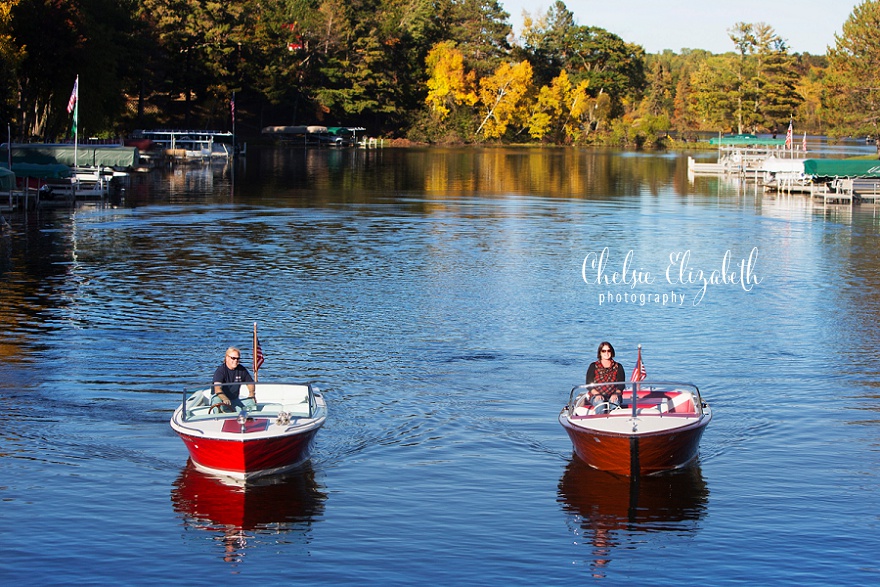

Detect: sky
500,0,863,55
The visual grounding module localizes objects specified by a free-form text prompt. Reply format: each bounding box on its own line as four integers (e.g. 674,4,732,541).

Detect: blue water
1,146,878,585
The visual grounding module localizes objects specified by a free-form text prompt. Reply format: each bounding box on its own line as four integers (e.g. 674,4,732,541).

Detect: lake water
1,145,879,585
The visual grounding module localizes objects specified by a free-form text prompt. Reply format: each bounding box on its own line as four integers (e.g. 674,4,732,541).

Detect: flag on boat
67,75,78,114
230,93,235,124
802,132,807,153
785,120,793,150
253,322,265,377
255,337,265,370
630,346,646,382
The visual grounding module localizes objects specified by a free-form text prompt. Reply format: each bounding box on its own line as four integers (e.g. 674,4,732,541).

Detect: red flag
785,120,793,150
67,75,78,114
230,94,235,124
802,132,807,153
630,346,646,382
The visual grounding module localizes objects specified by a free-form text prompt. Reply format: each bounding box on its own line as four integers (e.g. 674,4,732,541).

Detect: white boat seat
282,402,312,418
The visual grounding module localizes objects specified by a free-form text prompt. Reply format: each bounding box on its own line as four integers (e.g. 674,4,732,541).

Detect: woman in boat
585,342,626,408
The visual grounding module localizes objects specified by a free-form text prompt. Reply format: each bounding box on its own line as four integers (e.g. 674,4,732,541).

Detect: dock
130,130,237,162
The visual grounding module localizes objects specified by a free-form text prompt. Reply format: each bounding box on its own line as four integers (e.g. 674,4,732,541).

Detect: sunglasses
600,349,612,353
227,356,241,361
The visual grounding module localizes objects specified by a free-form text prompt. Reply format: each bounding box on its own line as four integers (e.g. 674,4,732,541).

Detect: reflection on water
2,145,880,583
170,462,326,563
557,459,709,578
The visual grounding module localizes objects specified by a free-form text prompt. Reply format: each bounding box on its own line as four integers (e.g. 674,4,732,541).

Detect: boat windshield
567,381,706,414
179,381,318,422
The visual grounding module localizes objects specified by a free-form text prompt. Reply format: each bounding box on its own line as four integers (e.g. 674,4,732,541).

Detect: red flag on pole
802,132,807,153
785,120,793,150
631,346,646,382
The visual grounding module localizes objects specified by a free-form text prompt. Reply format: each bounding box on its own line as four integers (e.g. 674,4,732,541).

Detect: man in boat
585,342,626,410
212,347,256,411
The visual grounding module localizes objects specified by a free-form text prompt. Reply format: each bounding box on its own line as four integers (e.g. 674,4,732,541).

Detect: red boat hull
176,425,320,479
560,415,709,476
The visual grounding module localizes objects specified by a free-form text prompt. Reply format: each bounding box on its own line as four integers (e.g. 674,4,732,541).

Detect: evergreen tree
826,0,880,147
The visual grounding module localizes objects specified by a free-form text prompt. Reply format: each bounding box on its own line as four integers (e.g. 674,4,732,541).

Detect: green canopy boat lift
802,159,880,178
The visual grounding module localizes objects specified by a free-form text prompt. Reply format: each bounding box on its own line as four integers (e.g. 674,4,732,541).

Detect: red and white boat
559,380,711,476
170,381,327,480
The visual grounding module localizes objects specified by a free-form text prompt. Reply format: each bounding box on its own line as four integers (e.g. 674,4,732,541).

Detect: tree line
1,0,878,148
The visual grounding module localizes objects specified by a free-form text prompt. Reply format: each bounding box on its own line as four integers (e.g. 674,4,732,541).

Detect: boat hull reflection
171,461,326,532
558,459,709,576
559,458,709,528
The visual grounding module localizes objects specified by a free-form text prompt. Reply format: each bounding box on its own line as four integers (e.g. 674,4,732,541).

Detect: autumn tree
793,54,828,133
425,41,478,119
672,63,700,133
528,69,589,142
476,59,533,139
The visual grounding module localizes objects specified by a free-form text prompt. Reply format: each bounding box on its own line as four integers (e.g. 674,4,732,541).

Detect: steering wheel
209,403,232,414
593,402,620,415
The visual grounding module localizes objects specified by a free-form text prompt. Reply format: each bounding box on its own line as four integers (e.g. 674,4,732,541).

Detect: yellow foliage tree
477,60,534,139
529,70,590,142
529,73,565,140
425,41,478,120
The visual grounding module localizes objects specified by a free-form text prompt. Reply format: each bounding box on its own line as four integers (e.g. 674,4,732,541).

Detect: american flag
802,132,807,153
230,94,235,125
630,346,646,382
785,120,793,150
255,337,265,371
67,76,78,114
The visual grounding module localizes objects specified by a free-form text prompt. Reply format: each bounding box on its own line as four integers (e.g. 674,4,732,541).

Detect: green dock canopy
0,166,14,191
0,144,139,169
708,134,787,146
803,159,880,178
6,162,71,179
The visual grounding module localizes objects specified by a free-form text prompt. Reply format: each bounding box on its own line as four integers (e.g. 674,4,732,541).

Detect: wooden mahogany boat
170,381,326,480
559,380,711,476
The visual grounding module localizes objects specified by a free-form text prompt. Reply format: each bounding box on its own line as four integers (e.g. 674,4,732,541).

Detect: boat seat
249,402,282,415
186,406,219,420
282,401,312,418
665,393,695,413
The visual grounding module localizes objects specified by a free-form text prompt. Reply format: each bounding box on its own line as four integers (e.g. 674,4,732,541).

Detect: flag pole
253,321,259,381
71,75,79,169
631,345,640,420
